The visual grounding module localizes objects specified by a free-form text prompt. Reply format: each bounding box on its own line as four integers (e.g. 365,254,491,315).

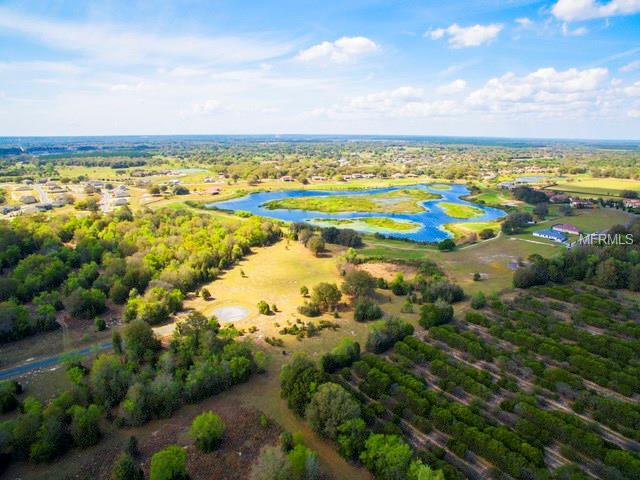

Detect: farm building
533,228,567,243
552,224,580,235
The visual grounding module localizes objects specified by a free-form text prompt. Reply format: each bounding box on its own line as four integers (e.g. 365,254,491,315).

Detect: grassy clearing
310,216,421,232
548,177,640,198
514,207,633,243
443,221,501,239
470,189,519,207
438,202,484,218
263,188,441,214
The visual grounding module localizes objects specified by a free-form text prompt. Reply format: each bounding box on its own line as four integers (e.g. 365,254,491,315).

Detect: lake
208,183,506,242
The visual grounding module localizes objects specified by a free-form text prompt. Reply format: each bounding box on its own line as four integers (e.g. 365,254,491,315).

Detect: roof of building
533,228,567,241
552,223,580,234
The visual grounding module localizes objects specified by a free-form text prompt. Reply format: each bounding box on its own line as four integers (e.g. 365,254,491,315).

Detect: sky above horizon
1,0,640,139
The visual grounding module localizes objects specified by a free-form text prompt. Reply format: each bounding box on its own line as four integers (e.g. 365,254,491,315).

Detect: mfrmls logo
578,233,634,245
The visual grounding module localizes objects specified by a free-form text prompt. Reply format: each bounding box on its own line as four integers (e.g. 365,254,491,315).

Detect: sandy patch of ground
356,262,418,281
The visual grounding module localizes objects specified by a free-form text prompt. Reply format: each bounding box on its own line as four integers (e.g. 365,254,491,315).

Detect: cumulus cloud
551,0,640,22
436,79,467,95
466,67,610,115
296,36,379,63
428,23,503,48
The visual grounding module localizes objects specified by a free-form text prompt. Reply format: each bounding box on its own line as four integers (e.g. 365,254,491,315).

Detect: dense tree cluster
0,207,281,343
0,310,261,468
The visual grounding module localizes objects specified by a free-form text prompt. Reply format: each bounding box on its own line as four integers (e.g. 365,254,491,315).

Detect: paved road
100,190,112,213
33,184,50,204
0,341,112,380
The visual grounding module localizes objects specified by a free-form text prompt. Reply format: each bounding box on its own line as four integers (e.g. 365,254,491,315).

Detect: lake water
208,183,506,242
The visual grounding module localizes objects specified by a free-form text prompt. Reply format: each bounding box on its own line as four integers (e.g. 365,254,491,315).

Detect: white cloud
466,67,610,115
620,60,640,72
0,7,292,65
296,36,379,63
562,22,589,35
310,86,459,119
625,81,640,96
191,99,232,115
0,61,82,74
436,79,467,95
515,17,533,28
551,0,640,21
428,23,503,48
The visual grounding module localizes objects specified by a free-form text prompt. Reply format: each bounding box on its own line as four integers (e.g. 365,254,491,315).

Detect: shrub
150,445,188,480
366,318,414,353
354,297,383,322
190,411,225,452
257,300,272,315
470,292,487,309
305,383,361,439
111,453,143,480
419,300,453,329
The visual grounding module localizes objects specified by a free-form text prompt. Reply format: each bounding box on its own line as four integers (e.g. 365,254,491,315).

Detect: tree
257,300,272,315
307,236,325,257
305,383,361,440
190,411,225,452
359,434,412,480
366,318,414,353
353,297,383,322
250,446,291,480
89,354,130,408
479,228,495,240
64,287,107,319
111,453,143,480
311,283,341,312
150,445,188,480
287,443,319,480
407,460,445,480
69,404,101,448
337,418,367,460
419,300,453,329
123,319,160,363
437,239,456,251
280,353,325,416
300,286,309,297
341,270,376,298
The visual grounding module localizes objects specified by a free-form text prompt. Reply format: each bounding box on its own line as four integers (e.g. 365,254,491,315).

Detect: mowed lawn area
548,177,640,198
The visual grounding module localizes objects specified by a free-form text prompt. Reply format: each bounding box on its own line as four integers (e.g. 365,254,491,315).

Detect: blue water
208,184,506,242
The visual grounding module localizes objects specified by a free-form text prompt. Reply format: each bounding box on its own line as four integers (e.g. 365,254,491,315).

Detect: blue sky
0,0,639,138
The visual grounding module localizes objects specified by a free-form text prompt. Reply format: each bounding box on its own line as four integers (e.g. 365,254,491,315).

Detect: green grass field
443,221,501,239
438,202,484,218
262,188,441,214
548,177,640,198
310,216,420,232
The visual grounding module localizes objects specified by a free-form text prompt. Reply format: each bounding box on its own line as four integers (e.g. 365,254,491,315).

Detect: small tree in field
190,411,225,452
201,288,211,301
257,300,272,315
300,286,309,297
150,445,188,480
